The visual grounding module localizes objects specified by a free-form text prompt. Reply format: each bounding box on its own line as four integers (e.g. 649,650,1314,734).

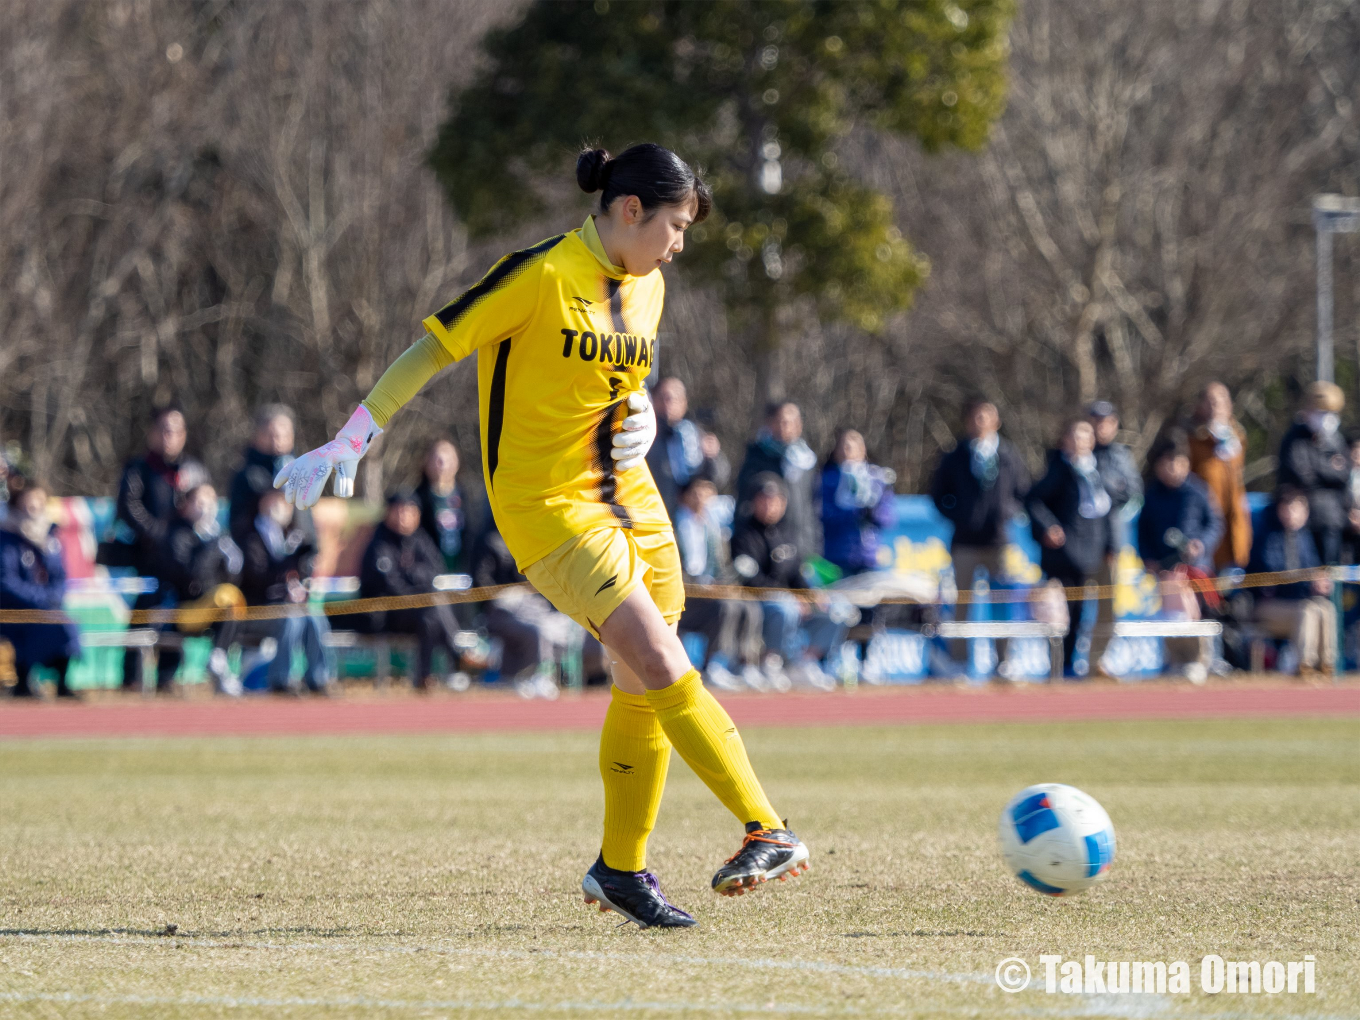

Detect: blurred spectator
158,483,245,695
1277,382,1350,565
229,404,313,547
736,401,821,562
1137,430,1224,573
1248,487,1335,678
1088,400,1141,673
674,473,762,690
820,428,896,576
1087,401,1143,546
358,489,462,690
112,405,207,690
1027,419,1112,676
731,473,845,691
1188,382,1252,570
1345,436,1360,565
472,527,559,697
239,488,333,694
0,482,80,698
417,438,477,574
646,377,730,518
930,399,1030,669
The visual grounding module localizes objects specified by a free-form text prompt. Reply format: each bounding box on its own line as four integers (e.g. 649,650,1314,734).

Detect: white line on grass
0,931,992,986
4,933,1351,1020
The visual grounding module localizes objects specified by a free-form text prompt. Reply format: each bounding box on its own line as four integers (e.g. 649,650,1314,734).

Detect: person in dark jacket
157,483,244,694
0,482,80,698
820,429,896,577
930,399,1030,669
1137,430,1225,573
239,488,332,693
358,489,461,689
416,438,482,575
471,527,561,695
1027,419,1113,675
228,404,314,548
1088,400,1143,670
646,377,730,519
112,405,207,690
735,402,821,562
1277,381,1351,565
730,473,843,690
1248,487,1336,677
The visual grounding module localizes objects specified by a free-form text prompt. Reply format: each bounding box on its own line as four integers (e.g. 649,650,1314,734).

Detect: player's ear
622,195,643,224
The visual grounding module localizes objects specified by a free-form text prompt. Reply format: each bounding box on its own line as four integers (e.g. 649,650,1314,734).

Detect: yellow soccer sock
599,685,672,872
645,668,781,829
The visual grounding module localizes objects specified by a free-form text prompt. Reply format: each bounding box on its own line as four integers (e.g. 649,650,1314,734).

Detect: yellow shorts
523,526,684,639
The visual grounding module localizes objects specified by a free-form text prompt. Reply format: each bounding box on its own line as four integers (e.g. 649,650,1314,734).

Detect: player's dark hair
577,144,711,223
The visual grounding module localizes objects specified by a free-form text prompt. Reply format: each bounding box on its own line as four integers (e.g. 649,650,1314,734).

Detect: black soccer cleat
581,855,697,929
711,822,810,896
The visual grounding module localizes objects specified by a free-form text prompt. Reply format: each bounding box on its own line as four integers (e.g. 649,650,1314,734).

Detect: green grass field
0,718,1356,1019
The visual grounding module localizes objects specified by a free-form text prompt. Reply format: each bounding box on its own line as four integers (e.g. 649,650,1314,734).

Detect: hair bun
576,147,612,193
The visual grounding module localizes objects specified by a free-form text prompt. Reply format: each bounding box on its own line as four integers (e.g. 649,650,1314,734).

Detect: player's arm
274,253,543,509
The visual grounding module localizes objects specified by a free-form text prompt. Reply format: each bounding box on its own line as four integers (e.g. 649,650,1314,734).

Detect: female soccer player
274,144,808,928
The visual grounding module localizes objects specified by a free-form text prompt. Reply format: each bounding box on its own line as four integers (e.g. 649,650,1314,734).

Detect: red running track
0,683,1356,740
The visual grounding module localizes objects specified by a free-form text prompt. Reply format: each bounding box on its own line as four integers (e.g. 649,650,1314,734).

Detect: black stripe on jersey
606,278,627,334
591,396,634,529
486,339,512,487
434,234,567,332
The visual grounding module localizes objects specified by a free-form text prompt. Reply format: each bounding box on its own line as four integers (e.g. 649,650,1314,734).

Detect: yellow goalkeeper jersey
421,217,669,570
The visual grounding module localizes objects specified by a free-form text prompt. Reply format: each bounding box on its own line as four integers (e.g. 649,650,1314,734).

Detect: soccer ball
998,783,1115,896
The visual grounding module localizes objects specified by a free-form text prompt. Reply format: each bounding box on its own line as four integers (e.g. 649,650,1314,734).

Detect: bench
1107,619,1222,674
929,620,1068,681
77,628,160,692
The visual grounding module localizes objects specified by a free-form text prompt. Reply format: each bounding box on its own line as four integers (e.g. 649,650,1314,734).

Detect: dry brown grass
0,718,1355,1019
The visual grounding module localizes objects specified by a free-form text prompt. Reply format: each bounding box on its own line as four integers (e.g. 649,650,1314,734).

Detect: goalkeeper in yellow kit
274,143,808,928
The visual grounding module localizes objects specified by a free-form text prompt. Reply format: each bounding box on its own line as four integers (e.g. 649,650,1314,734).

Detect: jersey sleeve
361,332,455,428
421,245,550,361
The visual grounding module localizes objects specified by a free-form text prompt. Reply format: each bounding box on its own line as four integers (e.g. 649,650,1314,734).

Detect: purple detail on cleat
639,871,694,922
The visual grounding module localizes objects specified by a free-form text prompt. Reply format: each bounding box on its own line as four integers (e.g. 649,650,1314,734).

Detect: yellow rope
0,570,1340,626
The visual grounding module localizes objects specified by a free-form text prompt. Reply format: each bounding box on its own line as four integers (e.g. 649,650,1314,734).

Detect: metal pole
1317,221,1334,383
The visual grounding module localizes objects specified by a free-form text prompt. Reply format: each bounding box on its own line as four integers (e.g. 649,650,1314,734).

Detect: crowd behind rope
2,377,1358,698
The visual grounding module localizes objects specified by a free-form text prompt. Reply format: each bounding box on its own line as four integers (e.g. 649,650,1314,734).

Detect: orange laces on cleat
724,829,795,864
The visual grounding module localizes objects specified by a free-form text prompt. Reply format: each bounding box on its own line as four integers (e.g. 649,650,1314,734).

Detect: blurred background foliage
2,0,1358,499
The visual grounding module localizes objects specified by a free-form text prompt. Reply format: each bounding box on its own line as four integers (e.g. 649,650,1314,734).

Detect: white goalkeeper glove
611,390,657,472
273,405,382,509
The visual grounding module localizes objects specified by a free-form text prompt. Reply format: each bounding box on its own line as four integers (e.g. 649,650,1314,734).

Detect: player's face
614,195,696,275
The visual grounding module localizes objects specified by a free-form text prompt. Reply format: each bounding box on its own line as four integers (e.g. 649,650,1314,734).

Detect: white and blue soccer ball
998,783,1115,896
